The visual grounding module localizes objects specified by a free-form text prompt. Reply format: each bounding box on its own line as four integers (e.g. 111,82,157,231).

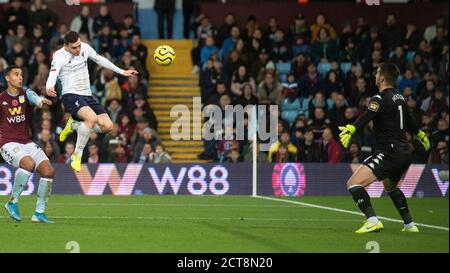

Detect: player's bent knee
19,157,35,172
42,167,55,178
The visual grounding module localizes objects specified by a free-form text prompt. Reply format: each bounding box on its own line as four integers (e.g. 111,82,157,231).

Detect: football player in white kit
46,31,138,172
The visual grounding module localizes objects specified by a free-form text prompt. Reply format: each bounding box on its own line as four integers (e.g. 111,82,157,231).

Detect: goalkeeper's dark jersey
353,87,420,153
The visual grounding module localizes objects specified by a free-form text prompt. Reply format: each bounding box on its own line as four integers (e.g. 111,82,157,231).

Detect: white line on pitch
0,215,361,222
49,202,309,208
253,195,450,231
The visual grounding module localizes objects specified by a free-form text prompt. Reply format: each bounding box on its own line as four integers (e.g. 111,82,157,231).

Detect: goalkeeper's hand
416,130,431,151
338,124,356,148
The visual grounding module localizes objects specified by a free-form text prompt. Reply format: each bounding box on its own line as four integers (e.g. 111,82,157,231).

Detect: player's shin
35,178,53,213
74,122,92,155
10,168,32,203
348,185,378,223
388,188,414,227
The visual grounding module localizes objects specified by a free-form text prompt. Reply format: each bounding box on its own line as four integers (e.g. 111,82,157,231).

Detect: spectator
410,53,430,79
430,119,449,148
216,13,236,48
310,13,337,42
271,30,292,62
430,26,448,65
95,25,114,55
3,0,29,36
428,141,449,164
271,144,296,163
308,107,331,141
7,24,31,56
289,13,310,42
402,21,422,52
102,123,121,161
49,23,68,53
29,0,58,39
311,28,338,63
128,35,148,76
93,5,116,34
200,36,219,66
57,142,75,164
111,143,129,163
82,142,100,164
154,0,175,39
268,131,297,162
328,93,347,137
421,88,449,117
43,141,58,162
221,26,241,61
390,46,407,73
398,68,418,95
296,129,320,162
133,127,160,158
379,14,404,51
149,144,172,164
264,16,280,44
234,83,258,107
106,98,124,124
119,14,140,37
118,114,134,143
133,143,153,163
231,65,256,97
298,63,323,98
37,128,60,157
243,140,269,162
319,127,342,163
342,142,363,163
70,5,94,40
424,15,447,43
257,71,282,106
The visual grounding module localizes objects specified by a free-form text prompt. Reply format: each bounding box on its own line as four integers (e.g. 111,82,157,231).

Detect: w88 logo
7,115,25,124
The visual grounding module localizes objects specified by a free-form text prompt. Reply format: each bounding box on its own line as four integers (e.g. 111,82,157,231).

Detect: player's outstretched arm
26,89,52,108
85,43,138,77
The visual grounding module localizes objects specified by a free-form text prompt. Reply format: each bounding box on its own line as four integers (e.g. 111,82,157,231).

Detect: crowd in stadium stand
0,1,448,165
194,12,449,164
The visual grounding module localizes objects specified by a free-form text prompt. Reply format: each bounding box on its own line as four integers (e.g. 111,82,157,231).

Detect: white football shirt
46,42,124,97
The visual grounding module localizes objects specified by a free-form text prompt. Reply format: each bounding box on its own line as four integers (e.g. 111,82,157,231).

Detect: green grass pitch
0,195,448,253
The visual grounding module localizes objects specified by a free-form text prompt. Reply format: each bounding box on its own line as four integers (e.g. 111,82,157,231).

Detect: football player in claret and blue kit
1,65,55,223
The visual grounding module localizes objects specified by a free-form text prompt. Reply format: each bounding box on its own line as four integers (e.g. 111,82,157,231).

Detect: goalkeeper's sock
349,185,378,222
388,188,413,225
74,122,91,156
35,178,53,213
10,168,32,203
92,124,103,134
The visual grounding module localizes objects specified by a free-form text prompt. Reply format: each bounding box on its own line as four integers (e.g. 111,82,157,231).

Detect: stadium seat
281,98,302,125
406,51,416,63
317,62,331,77
340,62,352,74
276,61,292,83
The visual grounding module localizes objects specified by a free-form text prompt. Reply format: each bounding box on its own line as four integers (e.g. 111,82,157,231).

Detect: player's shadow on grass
197,221,297,252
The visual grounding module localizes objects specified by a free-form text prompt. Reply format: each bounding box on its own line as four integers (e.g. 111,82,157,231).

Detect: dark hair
378,62,400,86
4,65,21,76
64,31,80,44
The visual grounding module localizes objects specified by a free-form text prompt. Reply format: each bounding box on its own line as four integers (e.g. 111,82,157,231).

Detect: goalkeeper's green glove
338,124,356,148
416,130,431,151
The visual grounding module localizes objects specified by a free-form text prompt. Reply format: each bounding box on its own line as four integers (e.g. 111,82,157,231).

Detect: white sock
367,216,379,224
404,222,415,229
92,124,103,134
36,178,53,213
71,120,81,131
74,122,92,155
10,168,32,203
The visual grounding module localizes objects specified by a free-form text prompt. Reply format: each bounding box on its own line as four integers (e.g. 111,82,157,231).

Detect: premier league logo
272,163,306,196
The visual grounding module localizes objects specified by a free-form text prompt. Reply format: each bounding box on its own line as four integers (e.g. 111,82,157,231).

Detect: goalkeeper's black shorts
362,150,412,183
